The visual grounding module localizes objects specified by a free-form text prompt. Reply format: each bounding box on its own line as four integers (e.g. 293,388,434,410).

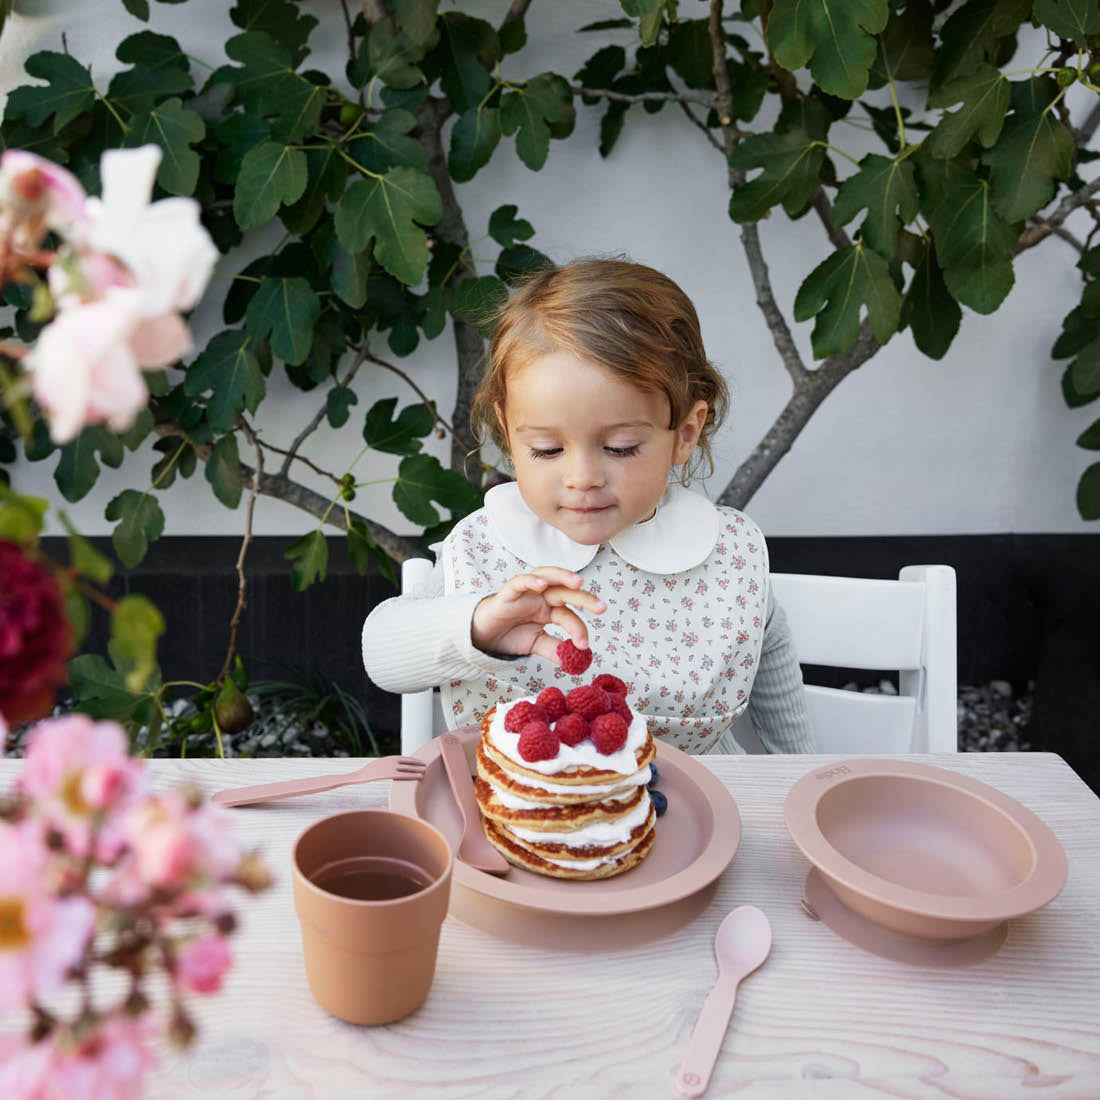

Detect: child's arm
744,591,817,753
361,559,522,694
361,561,604,693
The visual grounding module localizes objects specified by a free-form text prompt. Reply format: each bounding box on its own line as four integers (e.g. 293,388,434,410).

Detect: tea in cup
291,809,453,1024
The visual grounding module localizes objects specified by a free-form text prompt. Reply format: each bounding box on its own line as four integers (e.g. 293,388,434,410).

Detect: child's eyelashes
526,445,641,460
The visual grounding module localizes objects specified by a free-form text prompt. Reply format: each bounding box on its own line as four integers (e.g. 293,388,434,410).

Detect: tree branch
154,425,422,563
279,344,369,477
339,0,357,60
415,95,484,484
1015,176,1100,254
219,420,261,684
717,324,880,509
503,0,534,24
570,85,719,112
810,187,852,251
356,343,458,439
1074,97,1100,146
709,0,807,390
678,99,725,154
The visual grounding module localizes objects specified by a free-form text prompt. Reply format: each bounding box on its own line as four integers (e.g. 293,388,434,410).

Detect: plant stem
96,93,130,134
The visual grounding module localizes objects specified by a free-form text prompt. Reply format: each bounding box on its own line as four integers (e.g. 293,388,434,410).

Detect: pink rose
177,935,232,994
27,287,150,444
19,715,147,858
0,820,96,1015
0,150,86,232
120,791,240,892
84,147,217,315
6,1012,159,1100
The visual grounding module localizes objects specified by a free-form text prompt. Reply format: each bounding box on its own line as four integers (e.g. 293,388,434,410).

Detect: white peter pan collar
483,481,720,575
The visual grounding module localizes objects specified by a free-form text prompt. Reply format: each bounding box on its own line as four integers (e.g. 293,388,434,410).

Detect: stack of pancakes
473,702,657,880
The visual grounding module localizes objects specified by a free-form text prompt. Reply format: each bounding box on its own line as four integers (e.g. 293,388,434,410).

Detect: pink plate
389,725,741,951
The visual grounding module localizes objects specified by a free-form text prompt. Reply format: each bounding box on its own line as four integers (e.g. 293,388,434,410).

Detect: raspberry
565,684,610,720
607,694,633,723
556,639,593,675
517,720,559,762
504,700,547,733
555,712,589,747
591,713,629,754
592,673,626,696
536,687,567,722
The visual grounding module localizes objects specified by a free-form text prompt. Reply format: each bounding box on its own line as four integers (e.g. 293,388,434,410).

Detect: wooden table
3,752,1099,1098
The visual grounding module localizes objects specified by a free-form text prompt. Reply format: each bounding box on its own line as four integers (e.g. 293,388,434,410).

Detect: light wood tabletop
3,751,1098,1099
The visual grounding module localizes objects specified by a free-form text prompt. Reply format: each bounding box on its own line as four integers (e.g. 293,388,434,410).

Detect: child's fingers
546,605,590,649
528,566,584,588
530,630,569,666
541,583,606,618
499,573,550,601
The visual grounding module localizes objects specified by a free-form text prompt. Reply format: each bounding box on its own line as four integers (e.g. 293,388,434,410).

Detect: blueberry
647,764,660,789
650,789,668,817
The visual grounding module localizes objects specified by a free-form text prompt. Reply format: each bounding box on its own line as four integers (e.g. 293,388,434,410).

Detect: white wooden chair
755,566,957,754
398,559,957,756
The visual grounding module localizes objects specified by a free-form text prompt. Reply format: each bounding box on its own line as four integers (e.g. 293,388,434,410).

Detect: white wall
3,0,1096,538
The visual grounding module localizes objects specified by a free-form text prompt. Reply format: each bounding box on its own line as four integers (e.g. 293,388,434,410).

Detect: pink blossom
0,820,96,1015
82,145,217,354
177,935,232,994
0,1013,158,1100
26,288,149,444
0,151,86,232
0,1034,54,1100
25,145,217,443
118,791,241,894
18,715,147,858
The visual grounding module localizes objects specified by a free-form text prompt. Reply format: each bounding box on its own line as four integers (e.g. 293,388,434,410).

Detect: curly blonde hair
470,258,729,484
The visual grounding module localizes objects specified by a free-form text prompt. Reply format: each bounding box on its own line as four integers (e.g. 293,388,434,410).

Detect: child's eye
527,447,562,459
606,445,641,457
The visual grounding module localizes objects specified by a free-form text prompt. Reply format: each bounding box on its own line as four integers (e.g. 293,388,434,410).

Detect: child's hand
470,567,606,665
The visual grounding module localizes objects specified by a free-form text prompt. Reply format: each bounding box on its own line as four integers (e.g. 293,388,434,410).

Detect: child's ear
673,400,708,464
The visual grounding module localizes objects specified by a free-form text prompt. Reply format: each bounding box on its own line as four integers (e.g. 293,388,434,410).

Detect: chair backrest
397,559,958,756
399,557,447,754
768,565,957,754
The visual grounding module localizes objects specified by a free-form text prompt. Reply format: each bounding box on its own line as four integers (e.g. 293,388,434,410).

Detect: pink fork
210,755,426,808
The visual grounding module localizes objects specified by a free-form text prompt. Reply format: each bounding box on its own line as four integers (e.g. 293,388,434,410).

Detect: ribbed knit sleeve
361,559,519,694
740,591,817,753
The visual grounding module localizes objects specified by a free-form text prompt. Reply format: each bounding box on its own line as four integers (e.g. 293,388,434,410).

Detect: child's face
499,350,708,546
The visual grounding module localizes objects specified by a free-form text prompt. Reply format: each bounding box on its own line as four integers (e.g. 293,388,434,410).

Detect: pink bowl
784,758,1068,940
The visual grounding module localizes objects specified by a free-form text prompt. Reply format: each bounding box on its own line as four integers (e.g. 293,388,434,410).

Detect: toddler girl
363,258,814,754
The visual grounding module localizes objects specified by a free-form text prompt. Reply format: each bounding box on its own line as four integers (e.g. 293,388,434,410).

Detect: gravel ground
843,679,1032,753
5,681,1034,758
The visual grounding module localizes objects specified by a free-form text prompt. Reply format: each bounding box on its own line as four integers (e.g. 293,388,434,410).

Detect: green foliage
106,490,165,568
2,0,1096,658
767,0,889,99
794,242,901,357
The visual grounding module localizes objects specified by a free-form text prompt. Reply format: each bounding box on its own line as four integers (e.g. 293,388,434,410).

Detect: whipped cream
542,852,623,871
508,793,652,850
487,696,648,776
488,782,640,811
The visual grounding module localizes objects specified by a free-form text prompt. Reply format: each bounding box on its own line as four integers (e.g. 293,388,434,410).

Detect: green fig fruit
214,679,254,735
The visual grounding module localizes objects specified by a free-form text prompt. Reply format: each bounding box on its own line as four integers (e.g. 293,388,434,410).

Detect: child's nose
564,451,605,491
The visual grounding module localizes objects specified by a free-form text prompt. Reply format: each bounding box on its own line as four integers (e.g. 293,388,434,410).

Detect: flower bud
234,851,274,893
213,910,237,935
168,1005,197,1049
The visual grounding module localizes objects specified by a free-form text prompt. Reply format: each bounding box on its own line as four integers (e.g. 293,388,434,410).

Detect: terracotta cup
291,809,453,1025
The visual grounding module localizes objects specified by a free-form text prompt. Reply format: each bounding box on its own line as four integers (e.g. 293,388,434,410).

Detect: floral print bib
438,497,769,754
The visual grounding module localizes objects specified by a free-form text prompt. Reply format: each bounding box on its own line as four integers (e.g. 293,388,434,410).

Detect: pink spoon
675,906,772,1098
